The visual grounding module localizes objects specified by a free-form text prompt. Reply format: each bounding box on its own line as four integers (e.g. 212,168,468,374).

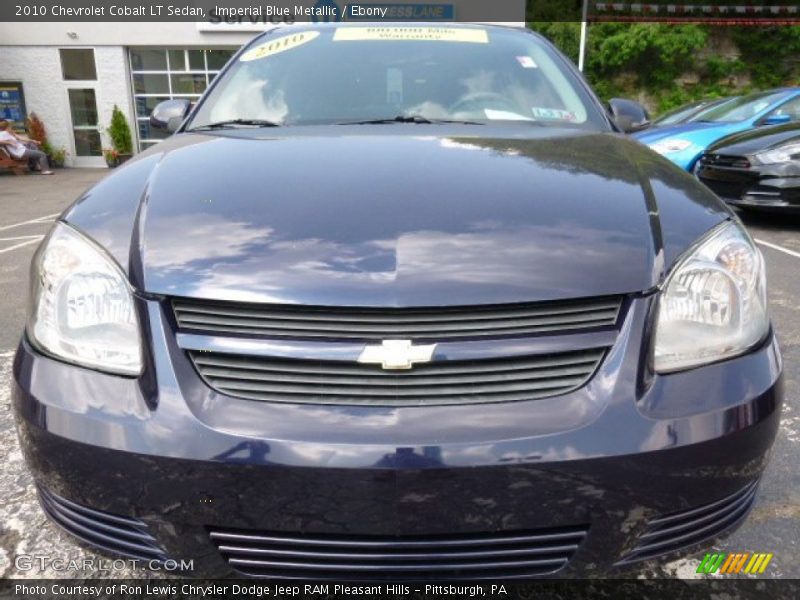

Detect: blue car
635,88,800,171
649,96,736,128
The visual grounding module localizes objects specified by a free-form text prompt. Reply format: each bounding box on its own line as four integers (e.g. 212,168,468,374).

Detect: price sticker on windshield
240,31,321,62
532,107,578,122
333,27,488,44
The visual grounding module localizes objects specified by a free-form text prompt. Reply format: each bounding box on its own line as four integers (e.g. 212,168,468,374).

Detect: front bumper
12,296,783,578
698,164,800,211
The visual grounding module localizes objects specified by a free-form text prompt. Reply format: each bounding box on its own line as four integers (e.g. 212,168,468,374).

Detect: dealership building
0,1,524,167
0,21,266,166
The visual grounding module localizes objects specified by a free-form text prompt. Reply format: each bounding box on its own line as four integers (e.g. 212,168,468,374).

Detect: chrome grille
173,296,622,341
38,487,167,562
700,153,751,169
188,348,606,406
617,480,759,564
209,525,589,579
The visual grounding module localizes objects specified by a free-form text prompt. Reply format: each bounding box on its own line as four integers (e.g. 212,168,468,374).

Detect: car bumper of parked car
727,177,800,211
699,166,800,211
12,296,783,579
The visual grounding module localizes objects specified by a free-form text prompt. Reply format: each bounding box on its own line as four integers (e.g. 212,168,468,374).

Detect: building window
60,49,97,81
129,48,235,151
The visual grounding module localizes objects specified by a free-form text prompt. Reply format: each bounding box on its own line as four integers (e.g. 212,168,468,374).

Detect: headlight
27,223,142,376
755,142,800,165
653,221,768,373
650,138,693,155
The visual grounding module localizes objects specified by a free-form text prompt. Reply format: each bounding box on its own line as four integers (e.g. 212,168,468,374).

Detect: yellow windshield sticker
240,31,320,62
333,27,488,44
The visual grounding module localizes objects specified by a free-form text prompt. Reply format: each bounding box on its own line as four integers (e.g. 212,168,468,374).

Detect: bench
0,146,28,175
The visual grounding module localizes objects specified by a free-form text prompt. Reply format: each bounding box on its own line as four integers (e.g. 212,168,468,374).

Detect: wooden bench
0,146,28,175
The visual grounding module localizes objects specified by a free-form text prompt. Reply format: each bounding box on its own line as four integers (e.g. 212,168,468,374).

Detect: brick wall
0,46,135,167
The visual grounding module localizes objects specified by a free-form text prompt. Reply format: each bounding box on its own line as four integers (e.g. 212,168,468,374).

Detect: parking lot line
0,235,46,242
0,238,43,255
0,213,60,233
756,238,800,260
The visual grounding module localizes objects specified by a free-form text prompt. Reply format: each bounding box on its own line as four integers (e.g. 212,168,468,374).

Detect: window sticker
240,31,320,62
333,27,488,44
516,56,538,69
531,107,578,122
484,109,533,121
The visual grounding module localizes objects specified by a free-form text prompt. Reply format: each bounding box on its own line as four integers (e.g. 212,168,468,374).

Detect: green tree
731,26,800,88
529,22,581,63
589,24,707,89
529,22,755,114
107,105,133,155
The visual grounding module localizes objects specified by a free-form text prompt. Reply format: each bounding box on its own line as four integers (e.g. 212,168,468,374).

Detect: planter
45,154,60,168
117,153,133,165
105,158,119,168
46,148,68,168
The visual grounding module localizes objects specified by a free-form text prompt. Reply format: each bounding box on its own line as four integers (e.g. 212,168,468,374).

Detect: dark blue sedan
13,23,782,579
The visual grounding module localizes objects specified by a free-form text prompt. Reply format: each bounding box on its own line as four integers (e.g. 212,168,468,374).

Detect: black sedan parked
698,122,800,212
13,24,781,579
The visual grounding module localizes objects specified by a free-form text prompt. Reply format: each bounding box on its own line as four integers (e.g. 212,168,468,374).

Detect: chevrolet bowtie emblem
358,340,437,370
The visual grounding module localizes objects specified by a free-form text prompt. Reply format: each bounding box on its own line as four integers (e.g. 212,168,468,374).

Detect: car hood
634,121,742,145
708,123,800,156
64,128,731,307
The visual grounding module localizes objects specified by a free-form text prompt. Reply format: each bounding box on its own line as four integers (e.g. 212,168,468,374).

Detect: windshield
686,97,738,122
697,91,788,123
653,101,708,126
188,25,606,130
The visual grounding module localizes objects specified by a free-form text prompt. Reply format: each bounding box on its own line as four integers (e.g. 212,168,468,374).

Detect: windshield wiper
336,115,484,126
188,118,282,131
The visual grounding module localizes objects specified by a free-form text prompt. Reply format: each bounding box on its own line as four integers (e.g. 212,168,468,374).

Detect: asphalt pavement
0,168,798,579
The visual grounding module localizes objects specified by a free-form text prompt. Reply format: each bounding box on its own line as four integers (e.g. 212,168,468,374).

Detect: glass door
60,48,103,167
67,88,102,165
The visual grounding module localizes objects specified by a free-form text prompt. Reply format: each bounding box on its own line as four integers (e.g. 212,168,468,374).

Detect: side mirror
609,98,651,133
762,113,791,126
150,99,191,133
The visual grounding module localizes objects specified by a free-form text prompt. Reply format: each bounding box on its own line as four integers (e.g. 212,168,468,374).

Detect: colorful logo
696,552,774,575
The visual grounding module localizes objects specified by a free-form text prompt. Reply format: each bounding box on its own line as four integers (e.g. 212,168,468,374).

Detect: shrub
528,23,800,117
107,105,133,154
103,147,119,162
51,147,68,162
589,24,708,91
731,26,800,88
25,112,48,146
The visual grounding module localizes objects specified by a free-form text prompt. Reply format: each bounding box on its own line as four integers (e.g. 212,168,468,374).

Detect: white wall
0,46,71,162
0,46,134,167
95,47,137,162
0,22,258,47
0,22,256,166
